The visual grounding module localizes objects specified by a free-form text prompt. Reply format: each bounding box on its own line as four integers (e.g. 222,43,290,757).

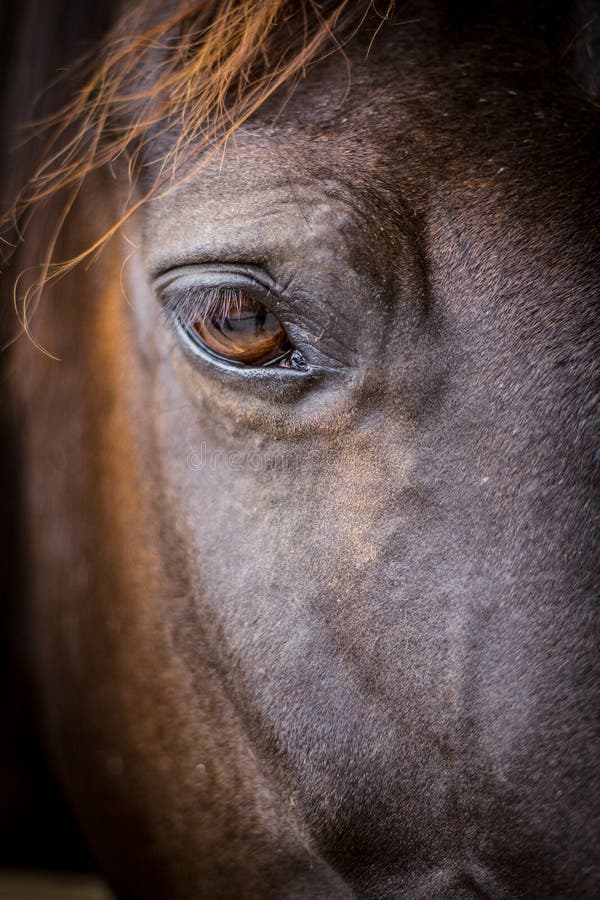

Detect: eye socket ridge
157,267,308,371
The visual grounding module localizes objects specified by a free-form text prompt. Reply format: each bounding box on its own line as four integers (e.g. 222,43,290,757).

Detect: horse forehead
147,27,592,239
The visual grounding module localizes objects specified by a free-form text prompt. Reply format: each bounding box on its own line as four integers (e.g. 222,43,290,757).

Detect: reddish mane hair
1,0,393,342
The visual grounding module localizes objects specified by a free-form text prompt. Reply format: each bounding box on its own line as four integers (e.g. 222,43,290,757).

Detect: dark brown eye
190,289,291,366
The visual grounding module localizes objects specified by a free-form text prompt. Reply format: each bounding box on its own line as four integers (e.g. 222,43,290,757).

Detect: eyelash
162,284,250,331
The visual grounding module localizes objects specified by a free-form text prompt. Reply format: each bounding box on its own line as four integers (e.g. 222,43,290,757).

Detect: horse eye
187,290,292,367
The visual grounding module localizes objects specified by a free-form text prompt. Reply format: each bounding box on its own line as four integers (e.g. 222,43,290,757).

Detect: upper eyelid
154,265,283,325
153,263,280,295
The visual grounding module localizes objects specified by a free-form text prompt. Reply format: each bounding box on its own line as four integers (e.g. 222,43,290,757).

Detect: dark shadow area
0,0,115,876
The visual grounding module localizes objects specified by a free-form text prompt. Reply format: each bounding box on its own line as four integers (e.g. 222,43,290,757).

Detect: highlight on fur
1,0,394,349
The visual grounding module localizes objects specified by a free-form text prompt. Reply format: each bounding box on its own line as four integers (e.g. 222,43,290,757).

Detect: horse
1,1,599,897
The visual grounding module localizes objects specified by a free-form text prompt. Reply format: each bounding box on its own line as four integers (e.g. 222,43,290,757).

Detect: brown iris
190,289,291,366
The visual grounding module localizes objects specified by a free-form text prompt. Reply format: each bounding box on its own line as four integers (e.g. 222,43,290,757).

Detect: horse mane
1,0,392,345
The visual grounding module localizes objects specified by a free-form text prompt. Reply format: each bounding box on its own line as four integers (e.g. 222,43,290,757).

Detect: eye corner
279,349,309,372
